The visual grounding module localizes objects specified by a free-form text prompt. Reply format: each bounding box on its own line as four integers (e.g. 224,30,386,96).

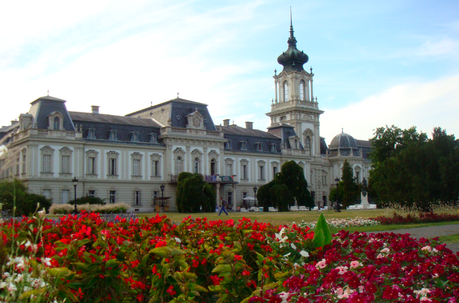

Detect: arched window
299,80,305,100
53,117,60,130
283,81,289,102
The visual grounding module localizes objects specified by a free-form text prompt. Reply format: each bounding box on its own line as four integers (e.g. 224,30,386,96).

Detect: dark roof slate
70,112,162,128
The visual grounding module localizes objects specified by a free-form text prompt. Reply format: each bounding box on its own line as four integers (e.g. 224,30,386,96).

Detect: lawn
137,208,459,242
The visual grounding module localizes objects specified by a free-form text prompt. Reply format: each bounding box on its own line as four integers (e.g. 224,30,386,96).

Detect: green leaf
313,228,325,249
149,246,171,258
47,267,73,278
212,264,232,273
314,213,332,246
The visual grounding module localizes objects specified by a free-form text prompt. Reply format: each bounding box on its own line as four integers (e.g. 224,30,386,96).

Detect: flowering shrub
49,202,131,214
298,217,380,229
373,212,459,225
1,211,458,302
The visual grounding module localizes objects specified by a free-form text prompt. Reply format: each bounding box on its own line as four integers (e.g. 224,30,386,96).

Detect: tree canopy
0,179,52,216
257,160,312,211
369,126,459,210
176,173,216,213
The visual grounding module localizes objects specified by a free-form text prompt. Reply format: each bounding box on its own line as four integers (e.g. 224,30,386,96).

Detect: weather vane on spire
177,92,179,98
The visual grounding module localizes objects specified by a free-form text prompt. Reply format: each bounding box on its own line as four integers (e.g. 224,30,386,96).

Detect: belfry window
283,81,289,102
299,80,305,100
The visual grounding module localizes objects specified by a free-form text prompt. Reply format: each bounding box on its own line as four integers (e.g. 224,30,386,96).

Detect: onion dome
277,16,309,72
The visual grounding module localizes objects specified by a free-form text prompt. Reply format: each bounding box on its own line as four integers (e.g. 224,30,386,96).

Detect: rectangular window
61,155,70,174
43,189,51,200
22,154,26,174
61,189,70,204
89,157,96,174
134,190,141,205
88,190,95,197
242,165,247,179
259,166,264,180
273,166,278,176
109,190,116,204
226,163,232,176
153,160,160,176
133,159,140,176
43,155,51,173
109,158,117,175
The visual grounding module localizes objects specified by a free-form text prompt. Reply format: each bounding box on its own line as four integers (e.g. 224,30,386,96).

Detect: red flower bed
1,211,458,302
372,212,459,225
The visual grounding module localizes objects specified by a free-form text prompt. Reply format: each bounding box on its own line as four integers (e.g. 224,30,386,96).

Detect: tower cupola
277,13,308,72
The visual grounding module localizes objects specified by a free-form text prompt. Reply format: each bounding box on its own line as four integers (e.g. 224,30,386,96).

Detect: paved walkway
370,224,459,253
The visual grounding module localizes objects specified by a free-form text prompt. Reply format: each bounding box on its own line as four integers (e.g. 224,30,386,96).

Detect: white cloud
321,75,459,143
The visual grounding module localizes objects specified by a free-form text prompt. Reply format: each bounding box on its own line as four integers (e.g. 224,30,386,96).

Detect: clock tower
266,15,323,157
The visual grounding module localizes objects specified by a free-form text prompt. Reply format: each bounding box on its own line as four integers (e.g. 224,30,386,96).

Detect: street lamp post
335,177,341,212
253,186,257,207
160,184,165,212
72,177,79,215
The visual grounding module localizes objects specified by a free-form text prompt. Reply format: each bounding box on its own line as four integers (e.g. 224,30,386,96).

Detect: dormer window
109,129,118,141
47,111,64,131
149,133,158,143
270,143,277,152
131,132,139,142
87,128,96,139
225,140,232,149
240,141,247,151
53,117,60,130
255,142,263,151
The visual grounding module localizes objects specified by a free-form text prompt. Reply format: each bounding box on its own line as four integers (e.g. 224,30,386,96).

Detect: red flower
210,275,222,285
242,270,250,276
166,285,176,296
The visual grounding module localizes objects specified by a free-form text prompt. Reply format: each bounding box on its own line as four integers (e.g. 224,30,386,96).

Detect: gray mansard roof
220,124,282,154
70,112,163,145
126,98,217,131
28,96,76,131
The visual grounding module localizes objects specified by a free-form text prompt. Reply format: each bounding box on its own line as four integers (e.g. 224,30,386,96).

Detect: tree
341,160,360,208
0,179,52,216
257,161,311,211
369,126,459,210
176,173,216,213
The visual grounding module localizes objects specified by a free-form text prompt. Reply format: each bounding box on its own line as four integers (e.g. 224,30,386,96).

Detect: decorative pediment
186,109,205,130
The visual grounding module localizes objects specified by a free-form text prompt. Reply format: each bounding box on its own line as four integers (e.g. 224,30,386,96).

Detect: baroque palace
0,22,371,212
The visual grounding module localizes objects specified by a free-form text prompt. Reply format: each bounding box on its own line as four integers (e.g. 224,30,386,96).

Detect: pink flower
316,258,327,269
350,261,361,269
336,266,348,275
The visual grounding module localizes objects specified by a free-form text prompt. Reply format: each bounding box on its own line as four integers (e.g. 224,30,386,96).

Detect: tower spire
277,8,308,72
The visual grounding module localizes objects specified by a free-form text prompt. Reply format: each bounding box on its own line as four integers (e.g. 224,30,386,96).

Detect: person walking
219,197,228,216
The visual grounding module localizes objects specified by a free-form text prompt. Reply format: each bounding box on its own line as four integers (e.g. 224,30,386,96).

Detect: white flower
299,250,309,258
290,243,297,250
42,258,52,267
0,282,6,289
7,282,17,292
174,237,181,243
279,291,290,303
13,274,23,283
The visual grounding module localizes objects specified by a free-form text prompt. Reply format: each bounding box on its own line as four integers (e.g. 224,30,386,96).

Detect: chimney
91,106,100,114
245,121,253,130
223,119,230,126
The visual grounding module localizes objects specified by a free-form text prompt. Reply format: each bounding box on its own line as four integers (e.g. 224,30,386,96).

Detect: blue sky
1,0,458,143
